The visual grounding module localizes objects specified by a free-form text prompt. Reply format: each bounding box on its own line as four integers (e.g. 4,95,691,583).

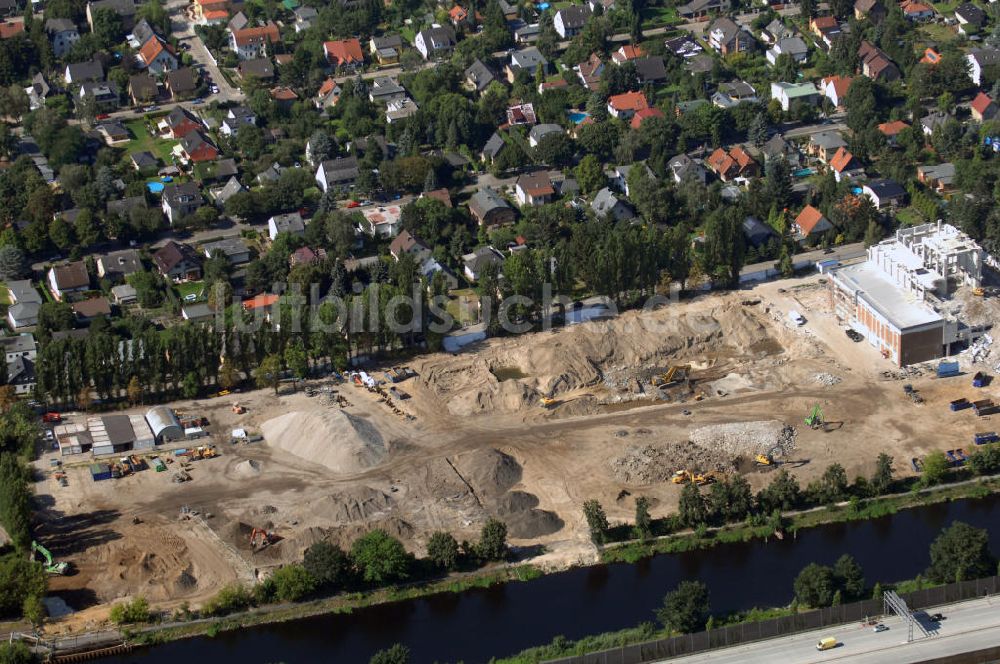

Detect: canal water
102,494,1000,664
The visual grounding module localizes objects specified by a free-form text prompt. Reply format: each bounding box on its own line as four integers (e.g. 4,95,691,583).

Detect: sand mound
233,459,261,478
450,448,522,499
307,487,394,523
498,491,564,539
262,410,387,474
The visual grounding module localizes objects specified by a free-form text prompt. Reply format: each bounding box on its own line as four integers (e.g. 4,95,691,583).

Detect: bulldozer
200,445,218,459
805,404,824,430
754,453,773,466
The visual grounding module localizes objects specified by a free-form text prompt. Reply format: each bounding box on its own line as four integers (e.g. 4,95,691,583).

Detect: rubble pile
813,373,842,386
610,442,734,485
689,420,796,458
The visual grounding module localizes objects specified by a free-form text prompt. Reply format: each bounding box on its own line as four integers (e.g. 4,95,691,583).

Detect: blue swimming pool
147,182,164,193
567,110,589,124
537,2,550,8
792,167,815,177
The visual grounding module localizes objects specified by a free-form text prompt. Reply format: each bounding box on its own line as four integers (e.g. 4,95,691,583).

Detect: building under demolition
830,222,990,366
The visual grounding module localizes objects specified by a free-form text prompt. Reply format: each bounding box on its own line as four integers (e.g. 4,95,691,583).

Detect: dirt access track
34,274,998,630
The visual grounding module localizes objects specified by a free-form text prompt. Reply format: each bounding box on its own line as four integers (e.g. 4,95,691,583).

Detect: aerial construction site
33,252,1000,631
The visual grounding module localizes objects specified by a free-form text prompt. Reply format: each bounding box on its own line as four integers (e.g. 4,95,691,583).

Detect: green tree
369,644,410,664
634,495,652,541
757,469,801,513
921,451,950,486
270,564,316,601
108,596,150,624
927,521,996,584
181,371,199,399
656,580,710,634
426,531,460,571
477,518,507,562
870,453,894,495
284,341,309,381
0,245,25,279
748,112,768,147
0,642,32,664
0,555,45,619
793,563,836,607
350,529,411,585
303,540,351,589
678,482,707,528
833,554,865,599
575,154,606,194
582,498,609,544
969,445,1000,475
254,354,282,394
72,208,100,247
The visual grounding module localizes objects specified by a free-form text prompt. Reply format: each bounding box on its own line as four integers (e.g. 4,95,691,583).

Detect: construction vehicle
249,528,280,550
805,404,824,430
231,402,246,414
201,445,218,459
973,287,985,297
31,541,69,575
945,450,958,465
540,397,555,407
671,470,692,484
693,472,715,486
755,453,773,466
216,389,231,398
652,365,690,387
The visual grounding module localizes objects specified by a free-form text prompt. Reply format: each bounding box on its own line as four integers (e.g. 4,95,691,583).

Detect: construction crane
805,404,824,430
31,541,69,575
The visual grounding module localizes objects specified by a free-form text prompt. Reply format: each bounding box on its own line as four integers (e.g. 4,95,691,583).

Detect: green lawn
0,284,9,305
125,118,176,163
400,26,416,45
175,281,205,301
918,22,958,44
895,206,928,226
640,5,681,27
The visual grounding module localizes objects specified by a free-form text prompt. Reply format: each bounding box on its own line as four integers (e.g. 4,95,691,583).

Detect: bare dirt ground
34,274,1000,629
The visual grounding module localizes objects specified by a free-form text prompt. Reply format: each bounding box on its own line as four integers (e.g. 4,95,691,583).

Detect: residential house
128,73,158,105
506,102,537,125
820,75,853,109
462,246,505,281
956,2,986,32
385,97,418,123
314,77,341,109
607,90,648,119
760,18,792,44
106,196,148,218
323,38,364,68
6,355,35,394
809,16,839,39
23,73,50,110
72,297,111,323
422,188,452,208
707,18,755,55
96,120,129,145
153,241,202,281
47,261,89,301
792,205,834,241
414,26,456,59
213,176,245,207
202,238,250,265
629,107,664,129
0,334,37,364
809,130,847,162
469,188,516,227
86,0,139,32
507,47,547,82
164,106,203,138
712,80,757,108
971,91,998,122
668,154,708,184
179,131,220,163
111,284,137,305
633,56,667,84
315,156,359,192
899,0,934,20
269,85,298,108
829,147,863,182
389,230,432,262
130,150,157,172
268,212,305,240
7,280,42,308
611,44,644,65
64,58,103,84
515,171,556,206
862,179,907,209
293,5,316,31
289,246,327,267
165,67,198,99
182,303,214,322
591,187,635,221
230,22,280,60
360,205,403,238
79,81,119,112
161,182,204,224
858,41,900,81
878,119,909,146
7,303,39,330
514,22,541,43
664,35,703,58
138,36,178,74
368,76,407,105
528,123,562,147
705,145,758,182
0,17,23,40
228,11,248,32
917,163,956,193
193,0,229,23
577,52,604,89
96,250,141,282
554,5,591,39
612,163,654,197
129,18,156,46
743,216,779,248
762,134,799,165
676,0,722,18
370,35,403,64
220,106,256,136
481,132,506,164
770,81,820,111
464,59,495,93
44,18,79,57
239,57,274,81
449,4,470,25
921,110,949,136
967,49,1000,86
854,0,886,21
767,36,808,65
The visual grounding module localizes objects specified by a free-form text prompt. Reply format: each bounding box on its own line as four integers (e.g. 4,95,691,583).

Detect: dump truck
975,432,999,445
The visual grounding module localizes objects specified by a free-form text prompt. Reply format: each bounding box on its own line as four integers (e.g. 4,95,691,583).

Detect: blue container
937,360,960,378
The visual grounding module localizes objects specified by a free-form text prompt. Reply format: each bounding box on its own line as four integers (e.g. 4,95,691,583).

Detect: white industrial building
54,408,179,456
830,222,989,366
145,406,183,443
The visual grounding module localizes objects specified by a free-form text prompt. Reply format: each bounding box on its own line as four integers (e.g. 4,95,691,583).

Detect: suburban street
664,596,1000,664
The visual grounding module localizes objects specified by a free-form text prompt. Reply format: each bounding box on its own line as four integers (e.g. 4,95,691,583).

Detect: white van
788,310,806,326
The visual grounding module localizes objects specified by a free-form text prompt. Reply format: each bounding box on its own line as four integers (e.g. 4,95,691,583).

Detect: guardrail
543,576,1000,664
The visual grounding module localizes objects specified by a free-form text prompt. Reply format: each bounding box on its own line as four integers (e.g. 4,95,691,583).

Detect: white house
267,212,305,240
967,48,1000,86
766,36,808,65
44,18,80,58
414,26,456,60
554,5,591,38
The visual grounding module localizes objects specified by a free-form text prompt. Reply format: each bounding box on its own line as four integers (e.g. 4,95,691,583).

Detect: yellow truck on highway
816,637,838,651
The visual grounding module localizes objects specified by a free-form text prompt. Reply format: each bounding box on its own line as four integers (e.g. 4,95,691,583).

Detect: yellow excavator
755,453,773,466
671,470,691,484
653,365,691,387
540,397,555,407
672,470,716,486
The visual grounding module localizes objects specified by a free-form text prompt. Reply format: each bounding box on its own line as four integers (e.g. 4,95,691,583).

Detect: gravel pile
610,442,735,485
688,420,796,458
814,373,842,386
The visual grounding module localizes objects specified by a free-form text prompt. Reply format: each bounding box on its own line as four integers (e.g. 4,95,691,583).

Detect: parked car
184,293,197,302
846,329,863,342
873,624,889,633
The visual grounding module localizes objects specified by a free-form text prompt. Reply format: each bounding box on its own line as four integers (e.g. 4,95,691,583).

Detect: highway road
664,595,1000,664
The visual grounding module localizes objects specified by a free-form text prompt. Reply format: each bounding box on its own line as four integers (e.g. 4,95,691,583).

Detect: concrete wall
901,326,946,366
